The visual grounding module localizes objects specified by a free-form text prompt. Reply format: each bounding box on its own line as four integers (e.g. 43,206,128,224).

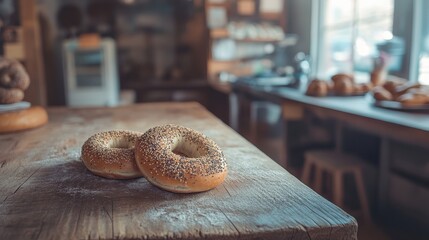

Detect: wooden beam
19,0,46,106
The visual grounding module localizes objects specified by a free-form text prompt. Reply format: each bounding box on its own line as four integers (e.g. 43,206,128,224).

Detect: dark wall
392,0,415,78
286,0,312,56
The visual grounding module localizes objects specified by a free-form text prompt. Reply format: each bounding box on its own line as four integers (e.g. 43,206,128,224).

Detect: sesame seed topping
135,124,227,187
81,130,143,179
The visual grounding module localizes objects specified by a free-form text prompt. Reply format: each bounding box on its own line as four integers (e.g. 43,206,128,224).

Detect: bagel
0,58,30,90
81,130,143,179
0,87,24,104
135,124,227,193
0,106,48,133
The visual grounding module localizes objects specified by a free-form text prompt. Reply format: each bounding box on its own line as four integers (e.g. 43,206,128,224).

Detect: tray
0,101,31,113
366,94,429,111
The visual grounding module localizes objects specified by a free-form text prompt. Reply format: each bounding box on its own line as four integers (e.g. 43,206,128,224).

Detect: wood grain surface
0,102,357,239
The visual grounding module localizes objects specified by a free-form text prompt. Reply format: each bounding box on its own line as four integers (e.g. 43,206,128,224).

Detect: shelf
122,79,208,91
211,32,283,43
210,53,272,63
234,38,285,43
208,79,232,94
210,30,298,46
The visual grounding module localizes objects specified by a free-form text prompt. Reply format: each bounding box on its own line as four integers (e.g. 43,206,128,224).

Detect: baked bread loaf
333,77,354,95
371,78,429,107
354,83,373,95
370,70,386,86
0,106,48,133
307,73,375,97
306,79,329,97
372,86,393,101
397,92,429,106
395,83,421,98
331,73,354,84
382,79,407,96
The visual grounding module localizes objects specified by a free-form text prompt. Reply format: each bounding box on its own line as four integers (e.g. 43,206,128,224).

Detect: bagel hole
172,139,204,158
172,149,189,157
109,138,133,149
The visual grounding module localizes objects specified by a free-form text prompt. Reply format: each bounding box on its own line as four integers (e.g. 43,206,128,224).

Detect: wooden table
0,102,357,239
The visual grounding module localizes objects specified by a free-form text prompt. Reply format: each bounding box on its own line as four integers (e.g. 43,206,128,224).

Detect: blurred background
1,0,429,239
3,0,427,108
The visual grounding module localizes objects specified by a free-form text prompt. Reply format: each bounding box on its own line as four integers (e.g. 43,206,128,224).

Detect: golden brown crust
353,83,373,95
135,124,228,193
331,73,354,84
370,71,386,86
383,79,407,96
81,130,143,179
306,79,328,97
395,83,421,97
406,86,429,95
372,86,393,101
371,79,429,106
0,106,48,133
0,87,24,104
397,93,429,106
333,78,354,95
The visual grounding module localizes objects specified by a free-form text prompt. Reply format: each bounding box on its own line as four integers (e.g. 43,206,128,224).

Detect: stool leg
314,167,323,194
249,102,258,144
354,169,372,222
301,160,312,186
326,172,332,198
333,171,344,209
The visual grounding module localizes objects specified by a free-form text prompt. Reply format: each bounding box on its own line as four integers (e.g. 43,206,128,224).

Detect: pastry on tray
305,79,329,97
370,79,429,109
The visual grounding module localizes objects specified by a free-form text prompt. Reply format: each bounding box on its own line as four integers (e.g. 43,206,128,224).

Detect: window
416,0,429,84
314,0,396,81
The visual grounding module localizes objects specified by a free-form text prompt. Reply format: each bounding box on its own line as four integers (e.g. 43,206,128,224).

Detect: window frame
311,0,422,82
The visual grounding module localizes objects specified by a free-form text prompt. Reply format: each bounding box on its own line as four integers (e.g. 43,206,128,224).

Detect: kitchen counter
0,102,357,239
232,83,429,147
231,83,429,232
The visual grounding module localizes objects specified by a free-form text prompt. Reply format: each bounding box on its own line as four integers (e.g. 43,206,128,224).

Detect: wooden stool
302,150,371,222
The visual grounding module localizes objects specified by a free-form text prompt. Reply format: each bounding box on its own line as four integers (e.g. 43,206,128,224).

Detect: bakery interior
1,0,429,239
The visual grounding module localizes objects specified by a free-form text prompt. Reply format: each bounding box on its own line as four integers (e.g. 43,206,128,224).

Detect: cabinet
385,141,429,228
